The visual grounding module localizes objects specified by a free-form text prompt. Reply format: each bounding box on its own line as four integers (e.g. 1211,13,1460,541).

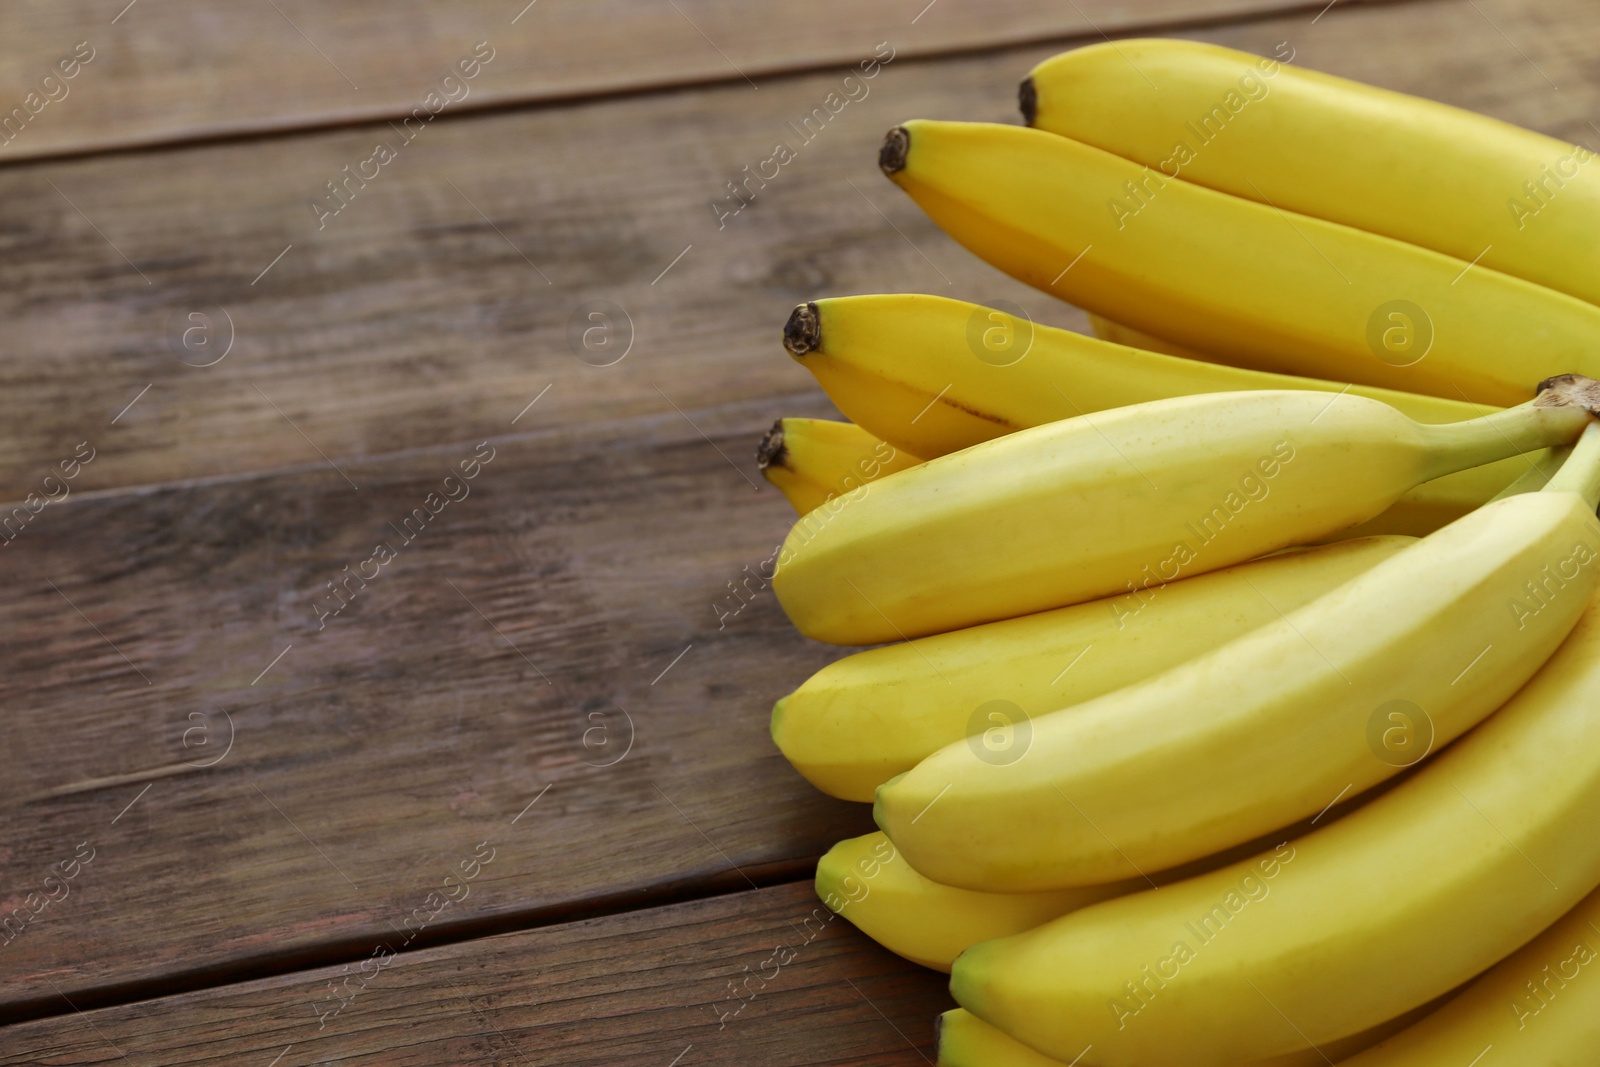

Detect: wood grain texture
0,0,1593,504
0,0,1362,164
0,394,888,1017
0,881,953,1065
0,22,1078,501
1,0,1595,1039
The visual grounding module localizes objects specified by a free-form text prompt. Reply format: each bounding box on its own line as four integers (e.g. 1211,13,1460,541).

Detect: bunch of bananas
756,38,1600,1066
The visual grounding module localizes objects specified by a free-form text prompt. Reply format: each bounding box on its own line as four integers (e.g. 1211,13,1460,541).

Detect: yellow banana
775,536,1410,801
774,379,1593,645
819,771,1409,974
755,417,920,514
785,294,1496,452
944,437,1600,1065
783,293,1528,535
1022,38,1600,310
936,1007,1441,1067
1338,886,1600,1064
879,414,1600,889
938,1010,1063,1067
816,832,1134,972
1085,312,1214,362
878,119,1600,406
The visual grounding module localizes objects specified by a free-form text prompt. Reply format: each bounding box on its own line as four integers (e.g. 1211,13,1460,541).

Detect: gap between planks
0,0,1431,172
0,857,819,1028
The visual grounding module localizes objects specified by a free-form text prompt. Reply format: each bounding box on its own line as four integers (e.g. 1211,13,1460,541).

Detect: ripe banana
877,119,1600,406
1022,39,1600,310
938,1010,1063,1067
785,294,1496,454
816,832,1134,972
774,378,1593,645
935,1006,1441,1067
756,417,920,514
948,556,1600,1065
879,412,1600,889
820,771,1411,974
783,293,1528,535
775,536,1409,801
1085,312,1213,362
1338,886,1600,1064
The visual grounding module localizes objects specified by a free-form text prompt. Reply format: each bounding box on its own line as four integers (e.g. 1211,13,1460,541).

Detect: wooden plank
0,882,953,1065
0,0,1593,501
0,22,1077,500
0,398,884,1017
0,0,1366,165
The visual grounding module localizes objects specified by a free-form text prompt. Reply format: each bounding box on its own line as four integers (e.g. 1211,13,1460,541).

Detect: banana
1022,39,1600,310
937,1010,1063,1067
756,417,920,514
773,378,1593,645
819,768,1409,973
785,294,1497,454
935,1007,1442,1067
816,832,1134,972
775,536,1410,801
878,412,1600,889
1337,886,1600,1064
948,559,1600,1065
783,293,1528,535
877,120,1600,406
1085,312,1215,362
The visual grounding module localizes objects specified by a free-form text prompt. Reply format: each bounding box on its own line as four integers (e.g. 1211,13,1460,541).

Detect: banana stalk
755,417,920,514
774,376,1596,645
943,423,1600,1064
784,293,1530,536
877,119,1600,405
1023,39,1600,310
775,536,1409,801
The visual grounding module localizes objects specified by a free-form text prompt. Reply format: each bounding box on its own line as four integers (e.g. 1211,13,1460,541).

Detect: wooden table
0,0,1593,1062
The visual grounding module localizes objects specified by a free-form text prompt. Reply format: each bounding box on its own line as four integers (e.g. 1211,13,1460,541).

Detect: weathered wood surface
0,0,1592,1051
0,881,953,1065
0,27,1079,501
0,0,1368,164
0,394,886,1018
0,0,1590,502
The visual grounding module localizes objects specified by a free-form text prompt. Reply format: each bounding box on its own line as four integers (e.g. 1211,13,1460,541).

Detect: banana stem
1544,420,1600,508
1417,374,1600,481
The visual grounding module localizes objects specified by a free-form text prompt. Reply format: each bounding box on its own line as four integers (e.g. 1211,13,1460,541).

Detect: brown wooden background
0,0,1594,1062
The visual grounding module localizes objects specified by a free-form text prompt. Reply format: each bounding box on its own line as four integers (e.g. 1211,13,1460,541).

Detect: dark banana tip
1019,76,1037,125
756,419,787,470
783,302,821,356
879,126,910,175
